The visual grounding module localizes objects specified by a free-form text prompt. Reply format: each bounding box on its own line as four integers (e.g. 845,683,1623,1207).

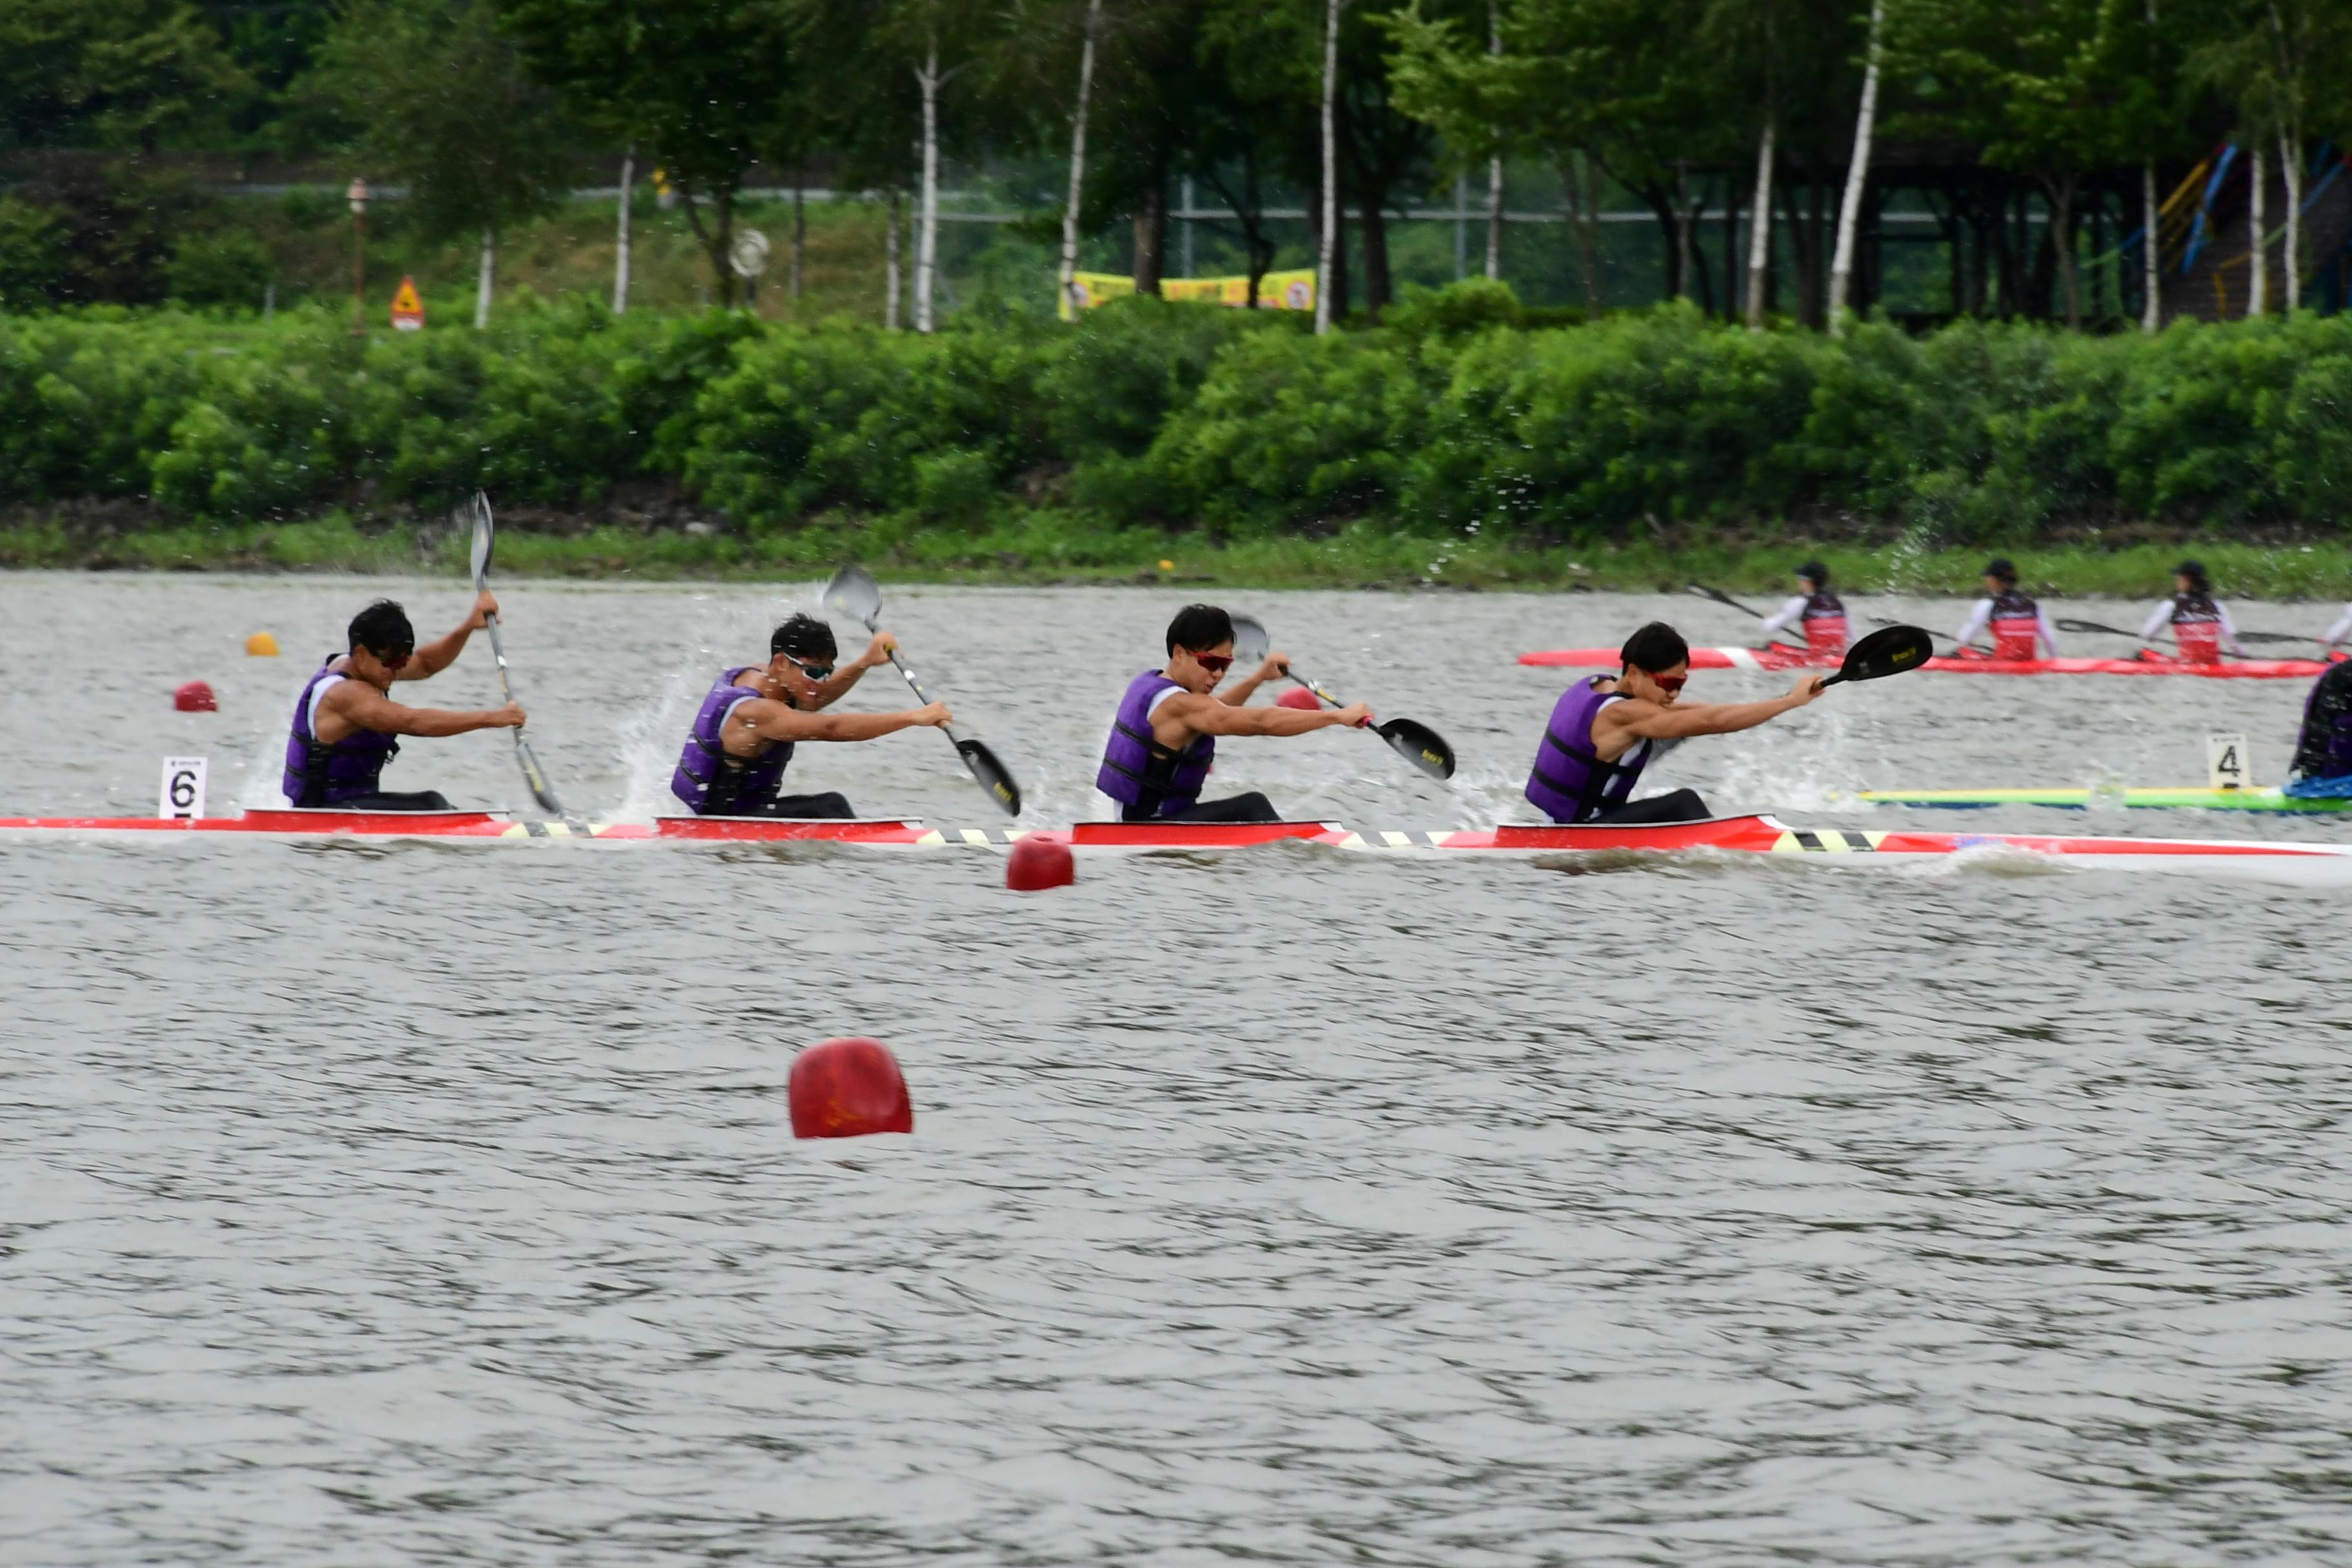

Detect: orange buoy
245,631,279,657
789,1037,914,1138
1277,686,1322,710
1005,833,1074,892
173,680,218,712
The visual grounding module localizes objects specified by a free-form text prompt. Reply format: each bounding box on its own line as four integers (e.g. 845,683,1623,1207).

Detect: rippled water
5,573,2349,1565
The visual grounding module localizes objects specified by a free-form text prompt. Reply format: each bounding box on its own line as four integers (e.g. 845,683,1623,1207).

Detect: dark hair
1166,603,1234,654
2175,558,2210,592
771,614,839,661
348,599,415,656
1796,560,1829,587
1984,557,2018,585
1620,621,1690,674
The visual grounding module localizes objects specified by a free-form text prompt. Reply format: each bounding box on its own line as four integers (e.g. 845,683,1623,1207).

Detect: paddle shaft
1692,584,1810,652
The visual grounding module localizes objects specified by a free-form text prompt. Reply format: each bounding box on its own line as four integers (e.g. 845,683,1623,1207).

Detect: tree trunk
613,144,634,315
885,187,902,329
2141,159,2160,331
2049,175,2080,327
1133,179,1168,296
676,180,738,307
1827,0,1885,335
1358,186,1393,318
1672,163,1696,302
475,226,494,328
2247,142,2266,317
2278,127,2300,311
1484,0,1503,279
1567,152,1599,313
790,186,805,301
915,40,942,333
1057,0,1102,314
1779,168,1818,327
1746,115,1776,328
1315,0,1342,334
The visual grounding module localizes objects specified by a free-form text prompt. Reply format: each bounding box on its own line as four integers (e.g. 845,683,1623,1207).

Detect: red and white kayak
1516,645,2337,678
4,808,2347,884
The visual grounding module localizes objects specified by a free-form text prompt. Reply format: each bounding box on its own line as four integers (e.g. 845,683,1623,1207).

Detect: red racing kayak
1516,645,2338,678
5,809,2347,884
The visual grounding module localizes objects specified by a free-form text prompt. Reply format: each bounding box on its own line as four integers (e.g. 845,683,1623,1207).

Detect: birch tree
1057,0,1104,309
1825,0,1884,335
1315,0,1343,333
614,143,634,314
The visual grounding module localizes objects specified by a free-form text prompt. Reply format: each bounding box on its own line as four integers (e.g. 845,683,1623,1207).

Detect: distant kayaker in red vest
1954,557,2059,660
1756,561,1849,659
2139,560,2241,663
1524,622,1824,825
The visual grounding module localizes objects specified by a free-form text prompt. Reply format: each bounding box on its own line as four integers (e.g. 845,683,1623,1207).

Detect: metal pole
1454,171,1468,281
1182,175,1195,279
346,177,368,337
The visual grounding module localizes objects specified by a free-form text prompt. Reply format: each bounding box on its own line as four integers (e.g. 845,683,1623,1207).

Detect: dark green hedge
7,283,2351,539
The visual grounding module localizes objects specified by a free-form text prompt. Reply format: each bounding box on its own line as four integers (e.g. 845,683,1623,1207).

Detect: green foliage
8,302,2352,542
167,230,274,307
0,199,70,309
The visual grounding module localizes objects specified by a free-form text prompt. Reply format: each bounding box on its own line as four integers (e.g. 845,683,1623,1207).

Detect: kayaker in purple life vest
1524,621,1825,825
2286,658,2352,799
1096,603,1371,823
671,613,946,818
282,596,524,810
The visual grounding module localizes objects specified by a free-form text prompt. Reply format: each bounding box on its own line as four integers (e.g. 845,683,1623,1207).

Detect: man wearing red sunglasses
282,595,524,810
1525,621,1823,824
1097,603,1371,823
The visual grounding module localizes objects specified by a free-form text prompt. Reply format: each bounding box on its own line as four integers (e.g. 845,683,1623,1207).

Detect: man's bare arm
740,698,950,743
322,681,520,739
1161,691,1368,740
1601,680,1819,745
400,590,499,681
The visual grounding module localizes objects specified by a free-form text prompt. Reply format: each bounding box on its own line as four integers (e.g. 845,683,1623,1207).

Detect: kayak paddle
1687,583,1809,652
2055,616,2310,648
820,565,1021,817
1228,614,1456,781
466,492,567,816
1818,624,1934,688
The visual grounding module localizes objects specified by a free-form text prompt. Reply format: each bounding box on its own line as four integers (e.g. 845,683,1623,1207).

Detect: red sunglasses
373,647,413,671
1645,672,1687,693
1190,652,1234,674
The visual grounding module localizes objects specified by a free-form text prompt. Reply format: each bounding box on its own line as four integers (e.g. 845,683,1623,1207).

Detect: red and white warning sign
389,276,425,331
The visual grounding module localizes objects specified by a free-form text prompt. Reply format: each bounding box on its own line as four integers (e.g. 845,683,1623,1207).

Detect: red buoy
174,680,218,712
1006,833,1074,892
1276,686,1322,710
789,1037,914,1138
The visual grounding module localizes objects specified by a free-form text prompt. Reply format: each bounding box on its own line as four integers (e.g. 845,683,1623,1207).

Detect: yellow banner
1060,269,1317,320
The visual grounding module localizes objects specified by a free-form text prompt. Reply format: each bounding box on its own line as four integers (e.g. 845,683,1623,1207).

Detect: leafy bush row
6,285,2352,537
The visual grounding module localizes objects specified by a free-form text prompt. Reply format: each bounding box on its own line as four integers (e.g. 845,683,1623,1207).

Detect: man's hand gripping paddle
1228,614,1456,781
466,492,567,816
821,565,1022,817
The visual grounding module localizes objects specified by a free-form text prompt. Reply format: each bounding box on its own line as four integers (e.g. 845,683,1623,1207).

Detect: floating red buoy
1005,833,1074,892
173,680,218,712
1276,687,1322,711
789,1037,914,1139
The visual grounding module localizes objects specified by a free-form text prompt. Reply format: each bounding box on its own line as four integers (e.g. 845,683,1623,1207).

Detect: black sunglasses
783,654,835,681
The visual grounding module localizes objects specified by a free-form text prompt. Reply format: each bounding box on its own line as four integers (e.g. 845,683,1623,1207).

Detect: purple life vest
1097,669,1213,816
671,667,794,814
1525,676,1647,823
282,659,400,805
2291,660,2352,781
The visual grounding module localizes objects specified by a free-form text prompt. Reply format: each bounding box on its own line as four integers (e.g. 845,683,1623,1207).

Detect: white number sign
159,756,208,820
2205,732,2251,791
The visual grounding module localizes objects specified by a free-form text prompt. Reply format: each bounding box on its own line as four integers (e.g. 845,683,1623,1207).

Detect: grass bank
6,511,2349,602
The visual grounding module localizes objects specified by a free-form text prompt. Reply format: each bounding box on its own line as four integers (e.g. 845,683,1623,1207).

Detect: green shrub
167,233,275,310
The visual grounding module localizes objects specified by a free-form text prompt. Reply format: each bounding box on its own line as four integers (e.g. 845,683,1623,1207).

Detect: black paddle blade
2055,618,2134,638
1376,718,1455,780
1821,624,1934,687
956,737,1022,817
